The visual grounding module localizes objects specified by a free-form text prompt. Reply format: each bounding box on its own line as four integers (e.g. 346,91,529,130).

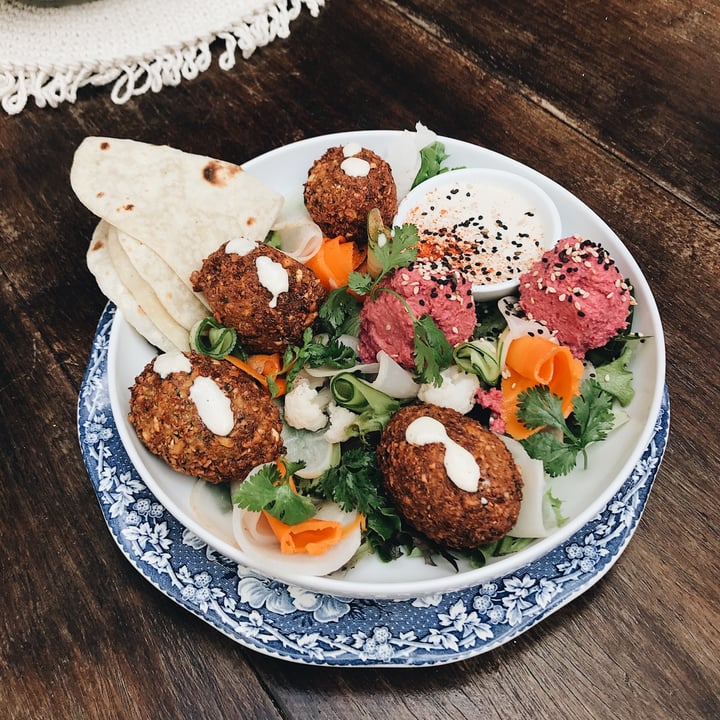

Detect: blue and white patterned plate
78,303,669,667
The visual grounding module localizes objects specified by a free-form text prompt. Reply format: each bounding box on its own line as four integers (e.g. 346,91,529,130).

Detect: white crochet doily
0,0,324,115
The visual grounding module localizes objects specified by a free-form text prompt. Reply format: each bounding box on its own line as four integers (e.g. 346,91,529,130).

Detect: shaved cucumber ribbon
304,350,419,400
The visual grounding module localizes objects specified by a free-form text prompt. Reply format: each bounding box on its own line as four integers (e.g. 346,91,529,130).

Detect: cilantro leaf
413,313,454,386
370,223,419,279
347,270,375,296
316,447,383,516
516,385,569,432
318,287,362,337
231,465,277,510
521,430,580,478
350,222,420,300
517,380,618,477
232,462,316,525
570,379,616,445
313,447,405,560
284,327,358,386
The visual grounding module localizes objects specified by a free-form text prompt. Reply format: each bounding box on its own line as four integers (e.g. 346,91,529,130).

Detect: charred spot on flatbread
202,159,243,187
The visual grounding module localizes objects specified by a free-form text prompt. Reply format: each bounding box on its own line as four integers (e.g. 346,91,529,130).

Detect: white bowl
103,133,663,601
395,168,562,301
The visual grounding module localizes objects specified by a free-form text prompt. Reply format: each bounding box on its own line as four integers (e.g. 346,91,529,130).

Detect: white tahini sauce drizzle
405,417,480,492
189,376,234,436
342,142,362,157
255,255,289,308
153,351,192,378
226,237,258,256
341,156,371,178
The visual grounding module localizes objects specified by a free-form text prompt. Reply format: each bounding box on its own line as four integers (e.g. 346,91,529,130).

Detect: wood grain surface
1,1,718,719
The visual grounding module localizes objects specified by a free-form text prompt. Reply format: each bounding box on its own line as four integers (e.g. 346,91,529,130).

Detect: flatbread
87,220,177,353
105,226,191,351
71,137,284,287
115,228,210,325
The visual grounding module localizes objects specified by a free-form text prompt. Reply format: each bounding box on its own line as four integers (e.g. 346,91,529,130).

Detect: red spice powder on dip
518,235,634,358
396,168,561,300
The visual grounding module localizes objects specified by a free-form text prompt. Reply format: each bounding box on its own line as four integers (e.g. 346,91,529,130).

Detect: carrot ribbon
305,236,364,291
261,511,364,556
501,335,584,440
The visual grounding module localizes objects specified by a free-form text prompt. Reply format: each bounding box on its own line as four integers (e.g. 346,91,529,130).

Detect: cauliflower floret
417,365,480,414
283,378,331,431
323,402,360,444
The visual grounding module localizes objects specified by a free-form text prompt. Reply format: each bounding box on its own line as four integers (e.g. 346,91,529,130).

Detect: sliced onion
281,423,341,479
500,435,554,538
386,122,438,201
272,219,323,264
367,351,420,398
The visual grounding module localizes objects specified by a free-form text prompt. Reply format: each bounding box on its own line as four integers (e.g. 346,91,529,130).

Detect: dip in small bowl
395,168,562,301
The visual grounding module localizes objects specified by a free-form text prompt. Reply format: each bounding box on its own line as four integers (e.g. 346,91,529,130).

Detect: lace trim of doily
0,0,324,115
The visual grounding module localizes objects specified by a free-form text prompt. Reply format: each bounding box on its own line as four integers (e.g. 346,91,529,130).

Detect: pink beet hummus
358,265,476,368
518,235,633,358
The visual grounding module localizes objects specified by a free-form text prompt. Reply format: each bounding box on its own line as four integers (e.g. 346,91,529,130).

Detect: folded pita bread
71,137,283,287
87,220,180,353
114,228,210,326
105,225,191,351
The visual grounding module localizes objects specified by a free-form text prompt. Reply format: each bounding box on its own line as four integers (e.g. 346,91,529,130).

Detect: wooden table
2,1,718,718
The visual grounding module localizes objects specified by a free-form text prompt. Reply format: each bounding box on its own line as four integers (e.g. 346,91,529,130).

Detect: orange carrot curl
224,353,287,397
261,511,365,556
305,236,365,291
501,335,584,440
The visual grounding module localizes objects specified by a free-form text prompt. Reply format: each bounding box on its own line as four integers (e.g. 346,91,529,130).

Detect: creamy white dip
341,156,371,178
405,179,553,286
225,237,258,256
255,255,289,308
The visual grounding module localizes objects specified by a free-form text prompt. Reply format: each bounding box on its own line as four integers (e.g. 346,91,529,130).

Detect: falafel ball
376,404,523,550
129,351,284,484
303,145,398,243
191,240,326,355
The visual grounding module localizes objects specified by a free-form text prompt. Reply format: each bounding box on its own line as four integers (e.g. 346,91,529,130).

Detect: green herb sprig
232,459,315,525
517,379,617,477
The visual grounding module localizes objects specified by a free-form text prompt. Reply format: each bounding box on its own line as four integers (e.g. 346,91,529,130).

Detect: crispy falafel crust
128,352,284,484
303,146,398,243
191,243,326,355
377,404,523,550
